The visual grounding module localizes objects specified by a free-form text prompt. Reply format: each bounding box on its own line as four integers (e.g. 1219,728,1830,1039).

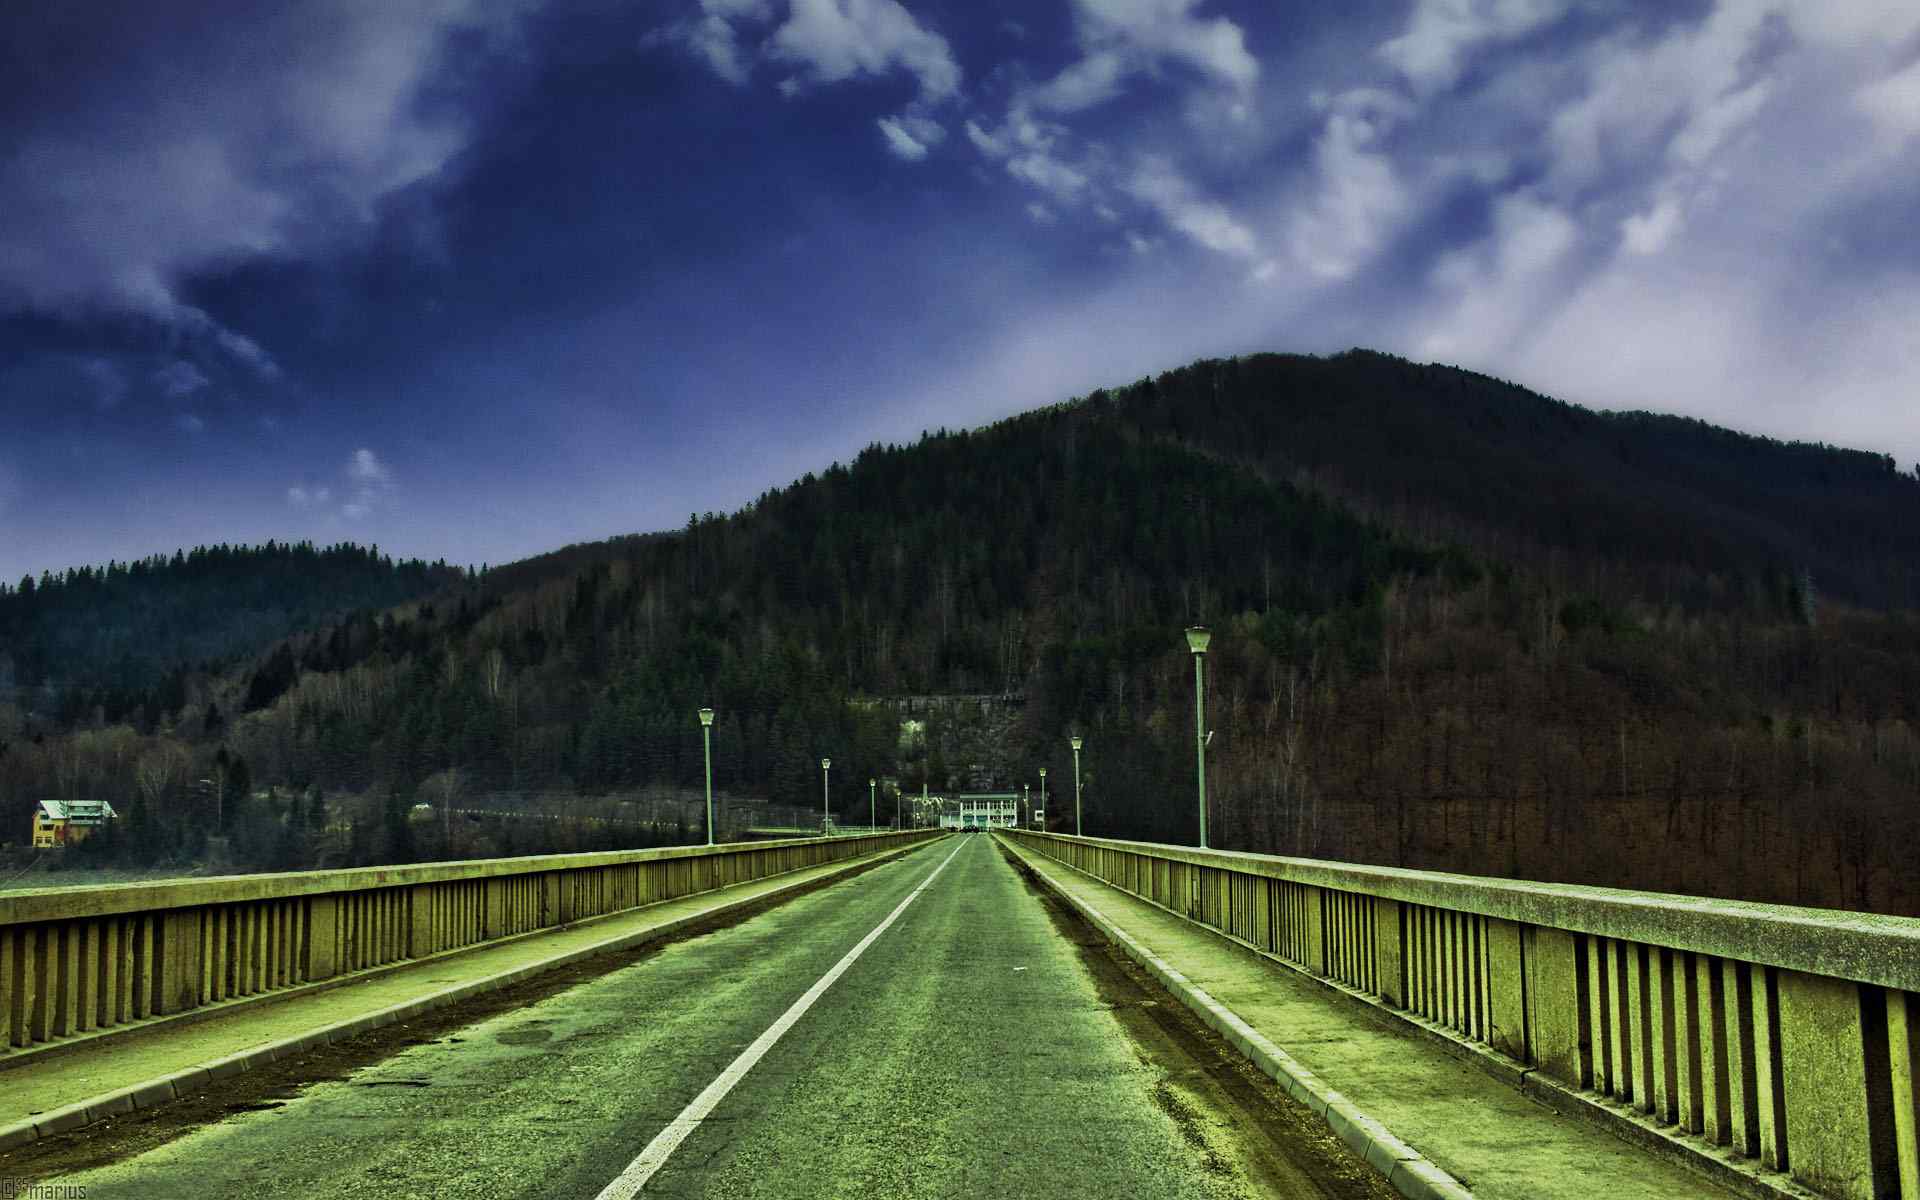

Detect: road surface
47,834,1394,1198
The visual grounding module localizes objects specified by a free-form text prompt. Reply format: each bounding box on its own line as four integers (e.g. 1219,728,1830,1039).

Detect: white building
942,792,1018,830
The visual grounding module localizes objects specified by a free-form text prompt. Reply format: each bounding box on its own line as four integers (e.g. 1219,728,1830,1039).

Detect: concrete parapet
1003,832,1920,994
1891,989,1919,1197
0,830,939,1071
1004,829,1920,1200
1524,925,1585,1086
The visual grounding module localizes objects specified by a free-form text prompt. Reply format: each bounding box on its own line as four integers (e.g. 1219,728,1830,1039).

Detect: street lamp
1038,767,1046,829
698,707,715,846
821,758,831,835
1070,735,1083,837
1186,625,1211,849
1023,782,1030,829
869,778,877,833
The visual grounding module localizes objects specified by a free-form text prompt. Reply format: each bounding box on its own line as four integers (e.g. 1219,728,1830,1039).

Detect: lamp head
1185,625,1212,654
1070,735,1082,752
821,758,831,770
697,707,714,727
1039,767,1046,778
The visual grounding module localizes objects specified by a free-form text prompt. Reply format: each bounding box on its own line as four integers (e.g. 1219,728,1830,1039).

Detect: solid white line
593,835,969,1199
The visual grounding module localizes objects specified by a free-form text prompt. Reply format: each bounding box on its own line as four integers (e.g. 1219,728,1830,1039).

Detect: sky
3,0,1919,585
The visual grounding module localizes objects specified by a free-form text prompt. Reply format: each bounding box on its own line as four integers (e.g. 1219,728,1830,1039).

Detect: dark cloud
0,0,527,346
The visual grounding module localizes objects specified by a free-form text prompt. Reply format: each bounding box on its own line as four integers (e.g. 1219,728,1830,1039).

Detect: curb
1003,838,1473,1200
0,837,940,1152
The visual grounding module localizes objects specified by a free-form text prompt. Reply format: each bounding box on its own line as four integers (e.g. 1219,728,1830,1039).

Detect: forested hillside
5,351,1917,914
0,543,463,725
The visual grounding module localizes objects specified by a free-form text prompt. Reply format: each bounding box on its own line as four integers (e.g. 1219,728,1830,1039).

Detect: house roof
36,800,119,822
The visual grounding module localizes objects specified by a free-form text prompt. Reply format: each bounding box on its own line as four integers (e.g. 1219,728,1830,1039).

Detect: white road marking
593,835,969,1198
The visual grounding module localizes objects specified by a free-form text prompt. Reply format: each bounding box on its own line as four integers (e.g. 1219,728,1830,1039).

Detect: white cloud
1030,50,1130,114
1087,0,1256,90
1670,79,1771,167
1026,202,1057,225
153,360,211,399
768,0,960,100
1857,58,1920,139
1543,4,1774,198
1286,111,1410,281
876,114,945,161
1781,3,1920,52
1026,0,1257,118
348,447,393,486
1379,0,1571,94
1127,160,1257,257
964,120,1011,158
1619,196,1682,255
286,447,397,521
689,14,756,84
669,0,775,87
1008,152,1090,202
1419,192,1578,360
175,413,207,434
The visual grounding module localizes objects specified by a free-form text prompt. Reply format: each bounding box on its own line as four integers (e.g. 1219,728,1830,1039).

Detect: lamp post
1186,625,1211,849
869,778,876,833
1023,782,1030,830
821,758,831,835
698,707,715,846
1038,767,1046,830
895,782,901,830
1070,735,1083,836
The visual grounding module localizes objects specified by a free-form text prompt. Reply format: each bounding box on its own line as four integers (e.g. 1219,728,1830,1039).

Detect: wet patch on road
996,839,1399,1200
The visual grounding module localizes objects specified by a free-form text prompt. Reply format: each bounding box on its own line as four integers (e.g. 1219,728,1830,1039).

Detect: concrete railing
1004,830,1920,1200
0,830,940,1063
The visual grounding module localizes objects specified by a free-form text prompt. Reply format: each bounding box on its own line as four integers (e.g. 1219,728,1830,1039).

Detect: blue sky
4,0,1919,584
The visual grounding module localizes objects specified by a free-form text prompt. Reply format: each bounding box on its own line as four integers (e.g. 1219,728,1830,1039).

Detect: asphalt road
54,834,1395,1199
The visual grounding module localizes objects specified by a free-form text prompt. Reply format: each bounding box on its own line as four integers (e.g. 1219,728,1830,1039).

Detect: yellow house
31,800,118,848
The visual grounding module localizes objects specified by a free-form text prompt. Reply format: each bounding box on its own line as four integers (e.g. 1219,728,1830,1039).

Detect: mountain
4,351,1917,914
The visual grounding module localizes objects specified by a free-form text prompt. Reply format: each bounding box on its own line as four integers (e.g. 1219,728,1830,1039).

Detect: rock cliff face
869,694,1027,792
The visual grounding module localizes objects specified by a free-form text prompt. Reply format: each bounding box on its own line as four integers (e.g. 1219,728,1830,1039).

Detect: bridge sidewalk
1000,836,1742,1200
0,839,929,1147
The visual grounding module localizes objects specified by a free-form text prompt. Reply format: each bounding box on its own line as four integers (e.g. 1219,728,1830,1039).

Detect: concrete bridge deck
5,833,1407,1198
0,833,1792,1197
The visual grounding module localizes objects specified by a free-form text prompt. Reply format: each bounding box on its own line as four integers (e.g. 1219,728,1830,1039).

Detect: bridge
0,830,1913,1198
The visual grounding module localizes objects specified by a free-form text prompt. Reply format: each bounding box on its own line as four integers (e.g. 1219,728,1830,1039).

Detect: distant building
32,800,118,848
943,793,1018,830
